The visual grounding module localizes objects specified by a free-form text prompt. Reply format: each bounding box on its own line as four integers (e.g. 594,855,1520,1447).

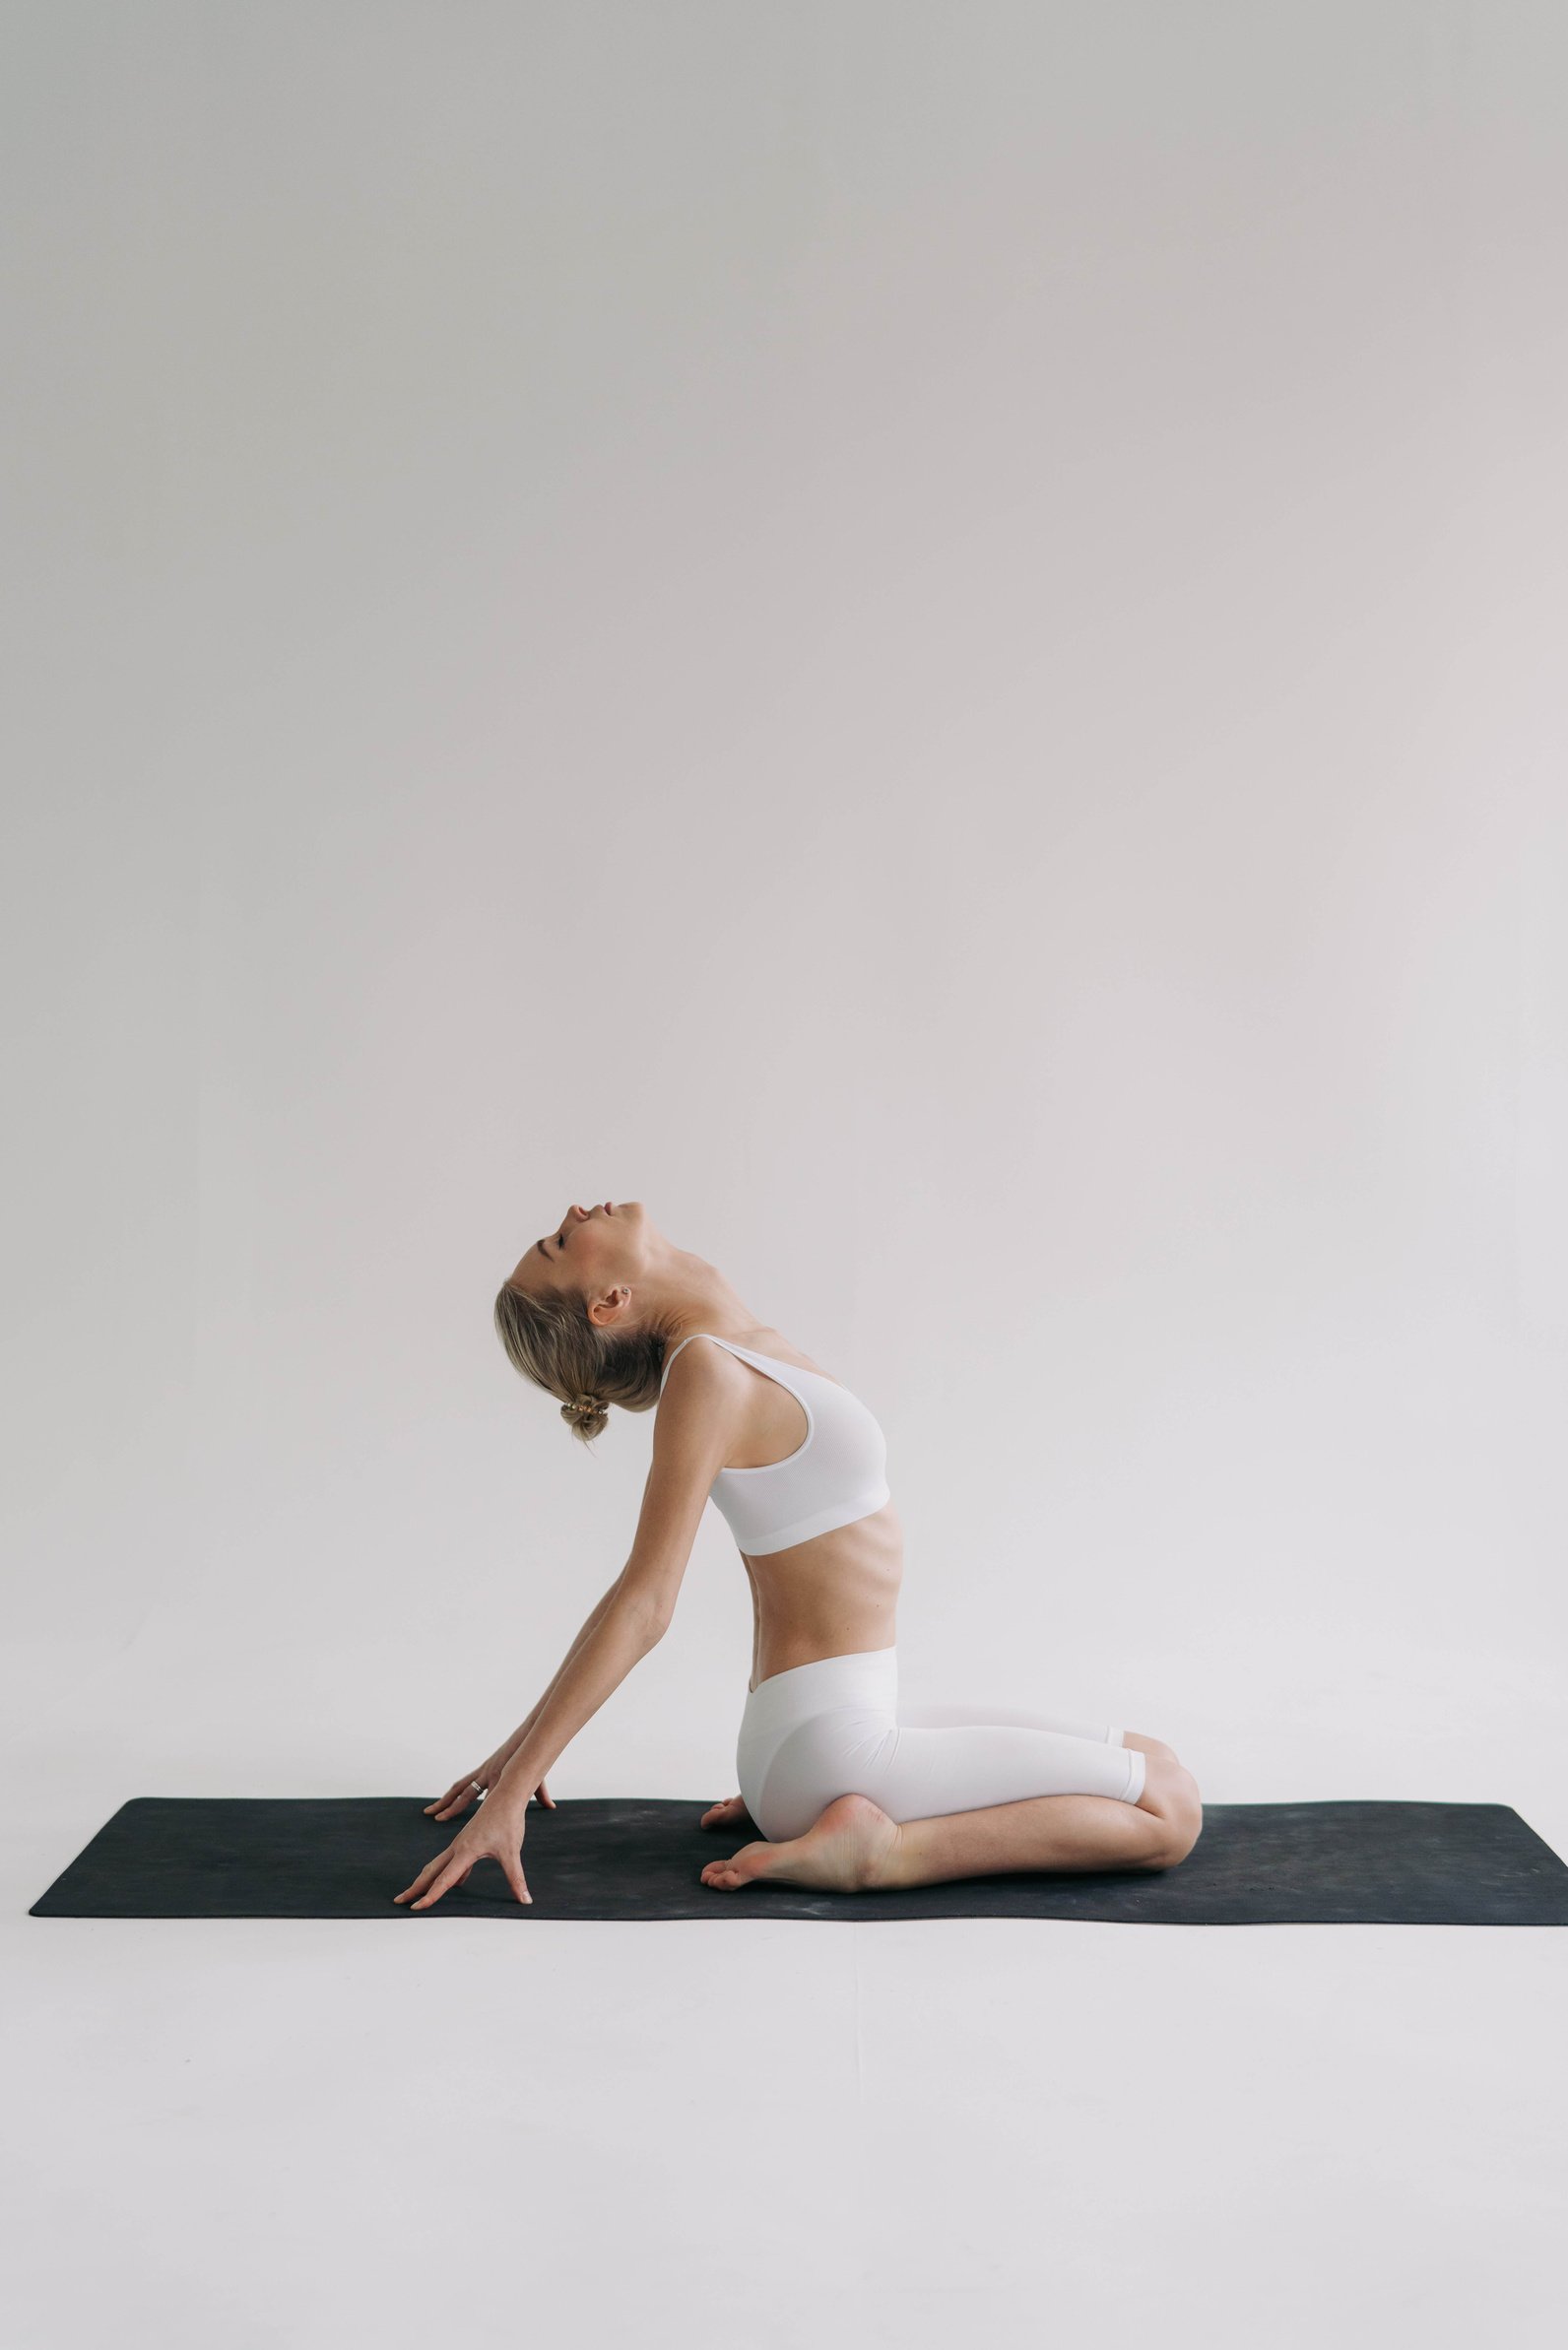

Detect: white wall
5,2,1565,1826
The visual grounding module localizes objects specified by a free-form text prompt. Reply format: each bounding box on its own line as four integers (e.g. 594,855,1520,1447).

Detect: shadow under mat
27,1795,1568,1924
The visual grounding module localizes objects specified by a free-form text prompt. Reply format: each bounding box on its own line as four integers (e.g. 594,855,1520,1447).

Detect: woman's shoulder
731,1328,836,1383
669,1326,829,1383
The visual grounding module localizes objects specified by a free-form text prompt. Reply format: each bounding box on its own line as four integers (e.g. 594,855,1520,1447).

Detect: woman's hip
742,1644,899,1733
737,1646,899,1831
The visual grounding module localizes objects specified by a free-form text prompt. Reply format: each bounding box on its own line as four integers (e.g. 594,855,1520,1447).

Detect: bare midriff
742,1498,905,1692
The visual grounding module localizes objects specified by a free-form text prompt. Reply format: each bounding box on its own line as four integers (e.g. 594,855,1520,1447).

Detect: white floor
7,1653,1566,2350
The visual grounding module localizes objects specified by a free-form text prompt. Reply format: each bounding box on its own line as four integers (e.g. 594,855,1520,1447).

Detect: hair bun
570,1393,601,1418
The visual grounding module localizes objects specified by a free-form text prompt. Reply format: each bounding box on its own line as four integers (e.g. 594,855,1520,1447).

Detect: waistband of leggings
740,1645,898,1738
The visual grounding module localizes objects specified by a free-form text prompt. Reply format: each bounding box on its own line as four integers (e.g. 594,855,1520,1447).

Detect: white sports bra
658,1333,892,1556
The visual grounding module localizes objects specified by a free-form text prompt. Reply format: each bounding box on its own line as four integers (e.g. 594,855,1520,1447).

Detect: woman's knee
1136,1749,1204,1866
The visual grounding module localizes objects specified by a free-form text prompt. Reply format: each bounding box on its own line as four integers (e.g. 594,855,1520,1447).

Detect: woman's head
493,1200,667,1445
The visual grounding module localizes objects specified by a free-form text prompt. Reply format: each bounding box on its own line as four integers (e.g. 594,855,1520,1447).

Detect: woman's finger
424,1777,478,1819
393,1856,442,1904
410,1856,471,1910
394,1837,469,1903
534,1779,555,1808
428,1788,478,1821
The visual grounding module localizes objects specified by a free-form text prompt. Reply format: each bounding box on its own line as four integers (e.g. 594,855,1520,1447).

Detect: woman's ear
587,1282,632,1331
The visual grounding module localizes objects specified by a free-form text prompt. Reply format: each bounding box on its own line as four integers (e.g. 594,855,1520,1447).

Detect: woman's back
659,1326,903,1689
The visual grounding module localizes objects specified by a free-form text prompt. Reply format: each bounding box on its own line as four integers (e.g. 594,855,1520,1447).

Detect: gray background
5,6,1565,2346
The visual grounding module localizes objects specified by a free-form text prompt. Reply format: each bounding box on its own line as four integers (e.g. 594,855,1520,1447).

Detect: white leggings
736,1645,1146,1844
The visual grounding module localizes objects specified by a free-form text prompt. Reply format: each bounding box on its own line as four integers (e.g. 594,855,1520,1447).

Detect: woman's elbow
616,1579,675,1646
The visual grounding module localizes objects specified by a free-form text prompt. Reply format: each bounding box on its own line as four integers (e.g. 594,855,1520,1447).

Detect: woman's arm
488,1584,663,1814
494,1583,623,1769
486,1357,727,1807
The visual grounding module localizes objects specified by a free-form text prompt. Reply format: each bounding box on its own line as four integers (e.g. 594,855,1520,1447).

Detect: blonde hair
492,1276,670,1446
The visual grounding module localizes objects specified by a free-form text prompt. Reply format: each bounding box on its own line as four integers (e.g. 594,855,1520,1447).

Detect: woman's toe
700,1795,749,1831
702,1839,771,1889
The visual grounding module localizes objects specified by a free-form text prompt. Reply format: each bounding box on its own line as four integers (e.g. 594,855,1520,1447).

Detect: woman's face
507,1199,651,1301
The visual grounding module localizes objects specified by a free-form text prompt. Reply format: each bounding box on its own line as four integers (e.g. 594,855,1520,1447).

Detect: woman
395,1200,1203,1911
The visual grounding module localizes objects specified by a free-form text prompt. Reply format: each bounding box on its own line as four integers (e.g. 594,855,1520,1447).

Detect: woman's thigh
747,1710,1144,1841
865,1717,1144,1822
897,1699,1122,1742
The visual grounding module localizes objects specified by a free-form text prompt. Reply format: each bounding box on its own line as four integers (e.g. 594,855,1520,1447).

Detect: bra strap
659,1331,712,1392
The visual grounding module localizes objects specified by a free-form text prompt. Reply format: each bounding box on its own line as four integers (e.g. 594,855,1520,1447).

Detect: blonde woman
395,1200,1202,1912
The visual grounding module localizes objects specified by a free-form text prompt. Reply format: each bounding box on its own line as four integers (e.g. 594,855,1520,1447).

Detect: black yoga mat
27,1795,1568,1925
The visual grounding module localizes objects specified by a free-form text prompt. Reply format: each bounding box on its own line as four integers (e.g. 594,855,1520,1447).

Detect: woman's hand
395,1800,533,1909
424,1751,555,1823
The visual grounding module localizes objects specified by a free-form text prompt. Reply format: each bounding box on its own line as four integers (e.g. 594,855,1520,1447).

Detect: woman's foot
698,1795,753,1832
700,1793,901,1893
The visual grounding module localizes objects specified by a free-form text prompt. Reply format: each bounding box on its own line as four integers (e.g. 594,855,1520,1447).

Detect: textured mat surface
27,1795,1568,1924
